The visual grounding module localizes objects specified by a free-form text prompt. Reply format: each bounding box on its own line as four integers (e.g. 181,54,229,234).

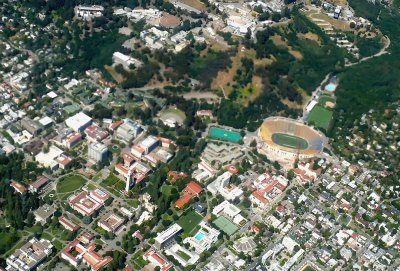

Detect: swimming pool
209,127,241,143
195,232,204,241
324,83,337,92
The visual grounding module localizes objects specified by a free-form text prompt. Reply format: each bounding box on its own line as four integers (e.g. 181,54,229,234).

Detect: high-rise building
88,142,108,164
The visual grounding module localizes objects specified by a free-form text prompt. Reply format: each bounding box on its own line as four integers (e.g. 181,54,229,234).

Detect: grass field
101,174,123,196
177,211,203,234
57,175,86,194
319,96,336,107
272,133,309,149
307,105,333,132
301,265,318,271
177,250,192,261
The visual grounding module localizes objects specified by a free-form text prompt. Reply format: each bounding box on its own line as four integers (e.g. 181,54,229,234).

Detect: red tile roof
185,181,203,196
30,176,49,189
175,194,192,209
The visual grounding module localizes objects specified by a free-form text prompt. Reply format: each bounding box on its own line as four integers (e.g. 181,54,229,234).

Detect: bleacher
259,117,324,156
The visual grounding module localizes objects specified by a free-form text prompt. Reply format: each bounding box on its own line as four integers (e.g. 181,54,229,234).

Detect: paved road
345,35,391,67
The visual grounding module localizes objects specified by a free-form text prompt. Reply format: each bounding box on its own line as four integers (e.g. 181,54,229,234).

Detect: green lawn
101,174,120,187
319,96,336,107
131,251,148,269
302,265,318,271
57,175,86,194
307,105,333,132
177,250,191,261
41,232,54,241
177,211,203,234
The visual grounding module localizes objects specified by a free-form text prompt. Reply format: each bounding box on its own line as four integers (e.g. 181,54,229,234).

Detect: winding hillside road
345,35,391,67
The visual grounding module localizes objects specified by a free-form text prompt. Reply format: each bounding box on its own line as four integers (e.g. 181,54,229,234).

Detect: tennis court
213,216,238,235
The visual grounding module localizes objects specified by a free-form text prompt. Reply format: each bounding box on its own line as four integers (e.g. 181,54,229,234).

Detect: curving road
345,35,391,67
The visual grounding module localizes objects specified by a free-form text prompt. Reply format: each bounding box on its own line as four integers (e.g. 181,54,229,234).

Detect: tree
82,216,92,224
287,169,294,180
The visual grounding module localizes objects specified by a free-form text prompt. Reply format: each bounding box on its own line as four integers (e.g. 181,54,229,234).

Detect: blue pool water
325,83,336,92
195,233,204,241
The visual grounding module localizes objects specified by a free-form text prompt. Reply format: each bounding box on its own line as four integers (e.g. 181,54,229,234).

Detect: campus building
65,112,92,133
88,142,108,164
115,119,143,142
154,224,183,249
69,189,109,216
6,238,53,271
183,221,220,253
98,213,124,233
61,234,112,271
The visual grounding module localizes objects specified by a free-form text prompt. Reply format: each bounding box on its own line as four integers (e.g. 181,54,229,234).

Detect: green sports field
177,211,203,234
318,96,336,107
307,105,333,132
272,133,308,149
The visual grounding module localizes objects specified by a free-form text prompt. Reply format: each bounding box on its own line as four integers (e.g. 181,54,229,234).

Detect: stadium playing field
272,133,308,149
307,105,333,132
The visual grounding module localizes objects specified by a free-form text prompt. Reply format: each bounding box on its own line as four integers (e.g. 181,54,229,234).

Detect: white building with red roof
61,237,112,271
250,173,288,207
143,249,173,271
69,189,109,216
294,162,322,185
84,125,109,142
59,216,80,232
29,176,50,193
115,161,151,186
56,154,74,170
10,181,27,194
98,213,124,233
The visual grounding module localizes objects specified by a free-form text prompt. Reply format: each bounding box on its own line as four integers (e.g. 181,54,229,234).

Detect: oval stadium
258,117,326,164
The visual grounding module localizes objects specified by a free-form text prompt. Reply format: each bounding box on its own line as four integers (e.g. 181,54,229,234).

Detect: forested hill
332,2,400,134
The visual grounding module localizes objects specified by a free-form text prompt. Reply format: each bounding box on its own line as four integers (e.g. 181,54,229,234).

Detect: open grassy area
105,65,124,83
57,175,86,194
177,211,203,234
0,231,20,252
131,251,149,269
301,265,318,271
41,232,54,242
307,105,333,132
101,174,123,197
177,250,191,261
175,0,206,11
319,95,336,107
